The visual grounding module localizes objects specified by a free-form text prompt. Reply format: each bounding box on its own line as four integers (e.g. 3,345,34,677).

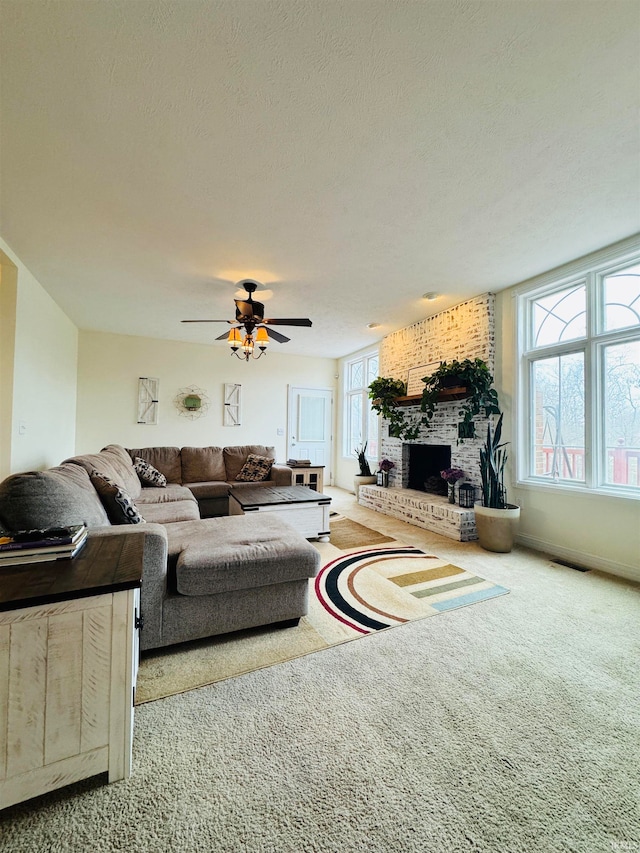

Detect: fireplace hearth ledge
358,485,478,542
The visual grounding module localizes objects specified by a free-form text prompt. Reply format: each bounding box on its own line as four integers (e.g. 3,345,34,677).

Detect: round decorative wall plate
174,385,210,419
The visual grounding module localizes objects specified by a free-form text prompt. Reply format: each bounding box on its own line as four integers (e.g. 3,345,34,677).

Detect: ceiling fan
181,279,312,361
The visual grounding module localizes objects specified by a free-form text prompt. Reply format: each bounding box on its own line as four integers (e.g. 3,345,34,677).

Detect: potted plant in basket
474,413,520,552
353,441,377,499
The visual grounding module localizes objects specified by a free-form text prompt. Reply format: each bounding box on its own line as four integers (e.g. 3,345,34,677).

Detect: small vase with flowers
440,467,465,503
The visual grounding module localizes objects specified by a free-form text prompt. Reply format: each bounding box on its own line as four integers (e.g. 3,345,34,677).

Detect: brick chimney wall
378,294,495,493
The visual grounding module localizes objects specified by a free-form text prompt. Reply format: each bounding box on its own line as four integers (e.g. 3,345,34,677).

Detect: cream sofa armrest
269,464,294,486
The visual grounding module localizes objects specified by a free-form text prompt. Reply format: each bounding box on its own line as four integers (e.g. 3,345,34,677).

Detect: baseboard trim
516,533,640,583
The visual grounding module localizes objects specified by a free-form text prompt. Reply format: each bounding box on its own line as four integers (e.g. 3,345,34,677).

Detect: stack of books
0,525,88,567
287,459,312,467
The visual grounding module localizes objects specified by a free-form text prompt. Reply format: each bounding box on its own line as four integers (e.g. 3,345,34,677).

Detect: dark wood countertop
0,533,144,612
230,484,331,509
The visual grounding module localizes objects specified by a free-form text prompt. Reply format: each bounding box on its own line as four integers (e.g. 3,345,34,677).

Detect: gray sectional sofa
125,444,294,518
0,444,320,651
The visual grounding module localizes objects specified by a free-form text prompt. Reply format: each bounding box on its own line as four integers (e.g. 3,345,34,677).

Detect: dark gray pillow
89,470,145,525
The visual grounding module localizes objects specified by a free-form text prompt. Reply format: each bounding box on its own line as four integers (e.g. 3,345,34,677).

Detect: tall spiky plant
354,441,372,476
479,413,509,508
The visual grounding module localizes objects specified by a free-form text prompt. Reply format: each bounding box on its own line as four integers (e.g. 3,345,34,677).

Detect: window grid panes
521,252,640,495
603,264,640,332
532,283,586,347
349,361,363,391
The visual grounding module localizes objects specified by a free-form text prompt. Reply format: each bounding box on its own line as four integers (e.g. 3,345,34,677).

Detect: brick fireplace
359,294,495,541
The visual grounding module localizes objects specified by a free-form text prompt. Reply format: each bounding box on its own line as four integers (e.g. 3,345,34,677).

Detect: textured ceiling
1,0,639,358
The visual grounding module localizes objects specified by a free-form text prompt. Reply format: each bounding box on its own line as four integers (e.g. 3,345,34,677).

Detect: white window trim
515,235,640,501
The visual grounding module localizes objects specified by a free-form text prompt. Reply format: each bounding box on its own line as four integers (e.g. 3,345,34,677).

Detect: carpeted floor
136,517,508,703
1,487,639,853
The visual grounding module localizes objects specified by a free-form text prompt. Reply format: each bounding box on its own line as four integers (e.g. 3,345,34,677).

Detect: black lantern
458,482,475,508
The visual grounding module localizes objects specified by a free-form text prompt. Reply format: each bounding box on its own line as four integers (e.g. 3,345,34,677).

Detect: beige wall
0,238,78,474
76,330,337,471
496,287,640,582
0,252,18,479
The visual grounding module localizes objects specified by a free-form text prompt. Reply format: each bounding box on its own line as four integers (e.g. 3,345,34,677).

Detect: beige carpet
136,619,329,703
2,488,639,853
136,522,508,703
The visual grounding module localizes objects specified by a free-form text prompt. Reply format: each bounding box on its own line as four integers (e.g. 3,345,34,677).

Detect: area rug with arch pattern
314,543,509,643
136,524,509,703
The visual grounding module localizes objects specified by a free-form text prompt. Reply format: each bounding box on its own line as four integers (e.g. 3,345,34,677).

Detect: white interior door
287,387,333,481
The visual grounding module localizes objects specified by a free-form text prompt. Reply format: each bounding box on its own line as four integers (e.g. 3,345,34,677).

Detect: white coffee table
229,485,331,541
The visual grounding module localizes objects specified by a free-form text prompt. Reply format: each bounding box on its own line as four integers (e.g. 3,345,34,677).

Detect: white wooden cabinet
0,534,143,810
290,465,324,492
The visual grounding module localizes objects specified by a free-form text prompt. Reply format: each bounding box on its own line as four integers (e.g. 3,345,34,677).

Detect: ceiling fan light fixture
184,279,310,362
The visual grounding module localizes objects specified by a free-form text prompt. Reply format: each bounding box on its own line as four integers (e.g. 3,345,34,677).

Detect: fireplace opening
406,444,451,495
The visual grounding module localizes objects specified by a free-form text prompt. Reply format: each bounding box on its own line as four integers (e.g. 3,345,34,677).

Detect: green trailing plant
479,413,509,508
368,377,424,441
420,358,501,440
368,360,500,443
353,441,373,476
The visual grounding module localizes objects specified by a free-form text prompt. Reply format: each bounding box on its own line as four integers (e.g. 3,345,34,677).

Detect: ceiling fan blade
181,319,234,324
263,318,312,327
263,327,290,344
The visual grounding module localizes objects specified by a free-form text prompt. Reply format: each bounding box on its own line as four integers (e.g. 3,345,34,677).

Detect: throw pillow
235,454,273,482
133,457,168,488
89,470,145,524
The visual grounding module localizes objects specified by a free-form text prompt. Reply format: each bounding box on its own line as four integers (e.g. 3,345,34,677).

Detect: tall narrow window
604,341,640,487
518,248,640,496
532,353,585,482
344,351,379,460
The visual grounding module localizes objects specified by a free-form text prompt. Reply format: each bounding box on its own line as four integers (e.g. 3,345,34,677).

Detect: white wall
0,237,78,474
496,286,640,582
76,330,337,469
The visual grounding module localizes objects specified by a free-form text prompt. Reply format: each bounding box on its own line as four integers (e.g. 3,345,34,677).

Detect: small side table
0,533,143,809
289,465,324,493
